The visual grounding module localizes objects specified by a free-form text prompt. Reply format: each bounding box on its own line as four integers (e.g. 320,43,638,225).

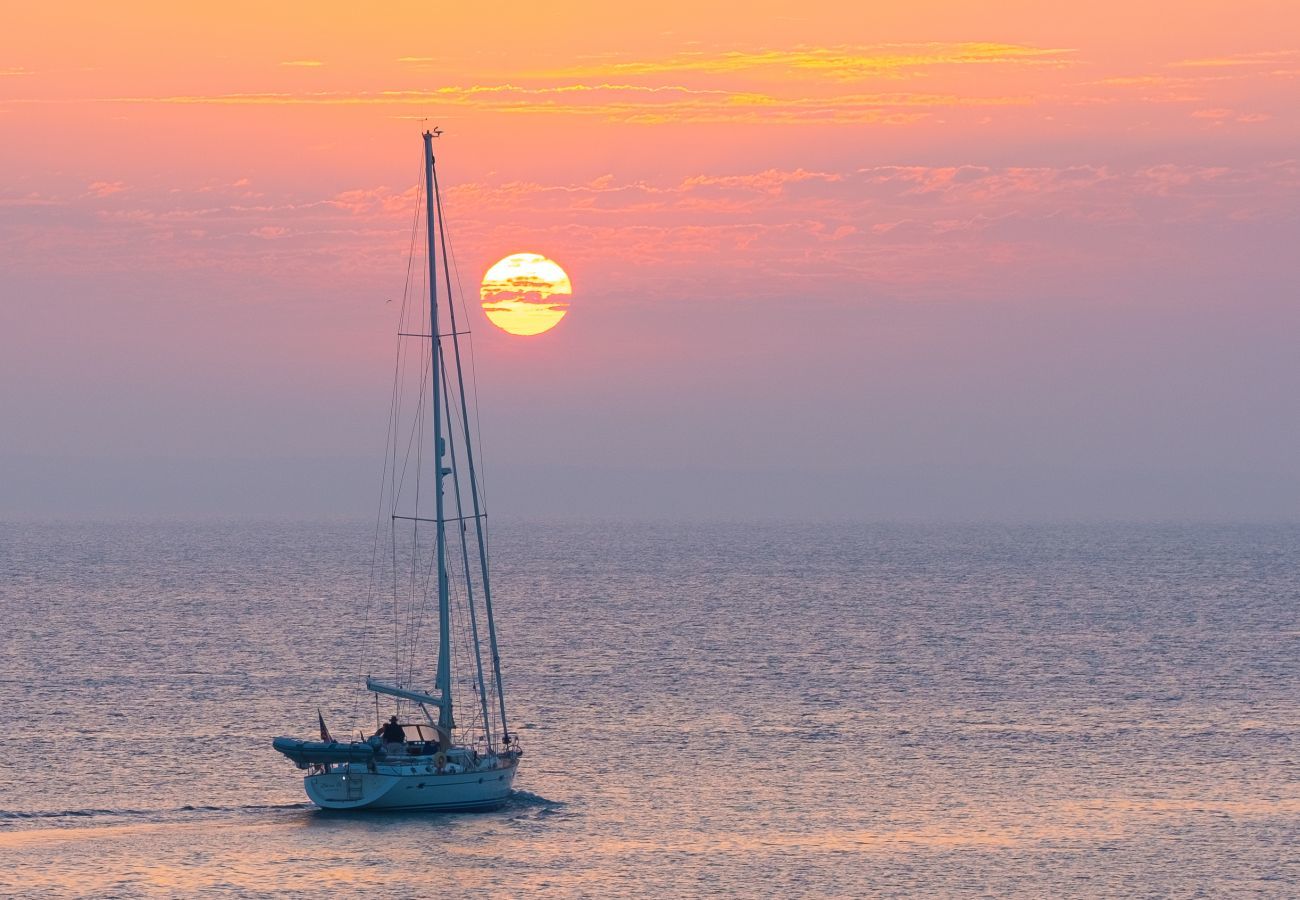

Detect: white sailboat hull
304,760,518,811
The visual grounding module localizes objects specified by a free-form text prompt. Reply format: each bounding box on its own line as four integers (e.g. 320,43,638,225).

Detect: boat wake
505,789,562,809
1,794,556,829
0,801,313,826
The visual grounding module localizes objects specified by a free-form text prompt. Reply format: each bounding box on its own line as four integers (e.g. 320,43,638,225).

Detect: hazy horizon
4,455,1299,522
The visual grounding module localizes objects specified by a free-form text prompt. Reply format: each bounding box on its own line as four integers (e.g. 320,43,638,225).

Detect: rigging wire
440,218,490,524
395,185,425,686
440,348,494,748
434,166,510,741
355,148,425,726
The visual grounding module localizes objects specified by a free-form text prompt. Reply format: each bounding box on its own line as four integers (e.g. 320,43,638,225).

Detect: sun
479,253,572,336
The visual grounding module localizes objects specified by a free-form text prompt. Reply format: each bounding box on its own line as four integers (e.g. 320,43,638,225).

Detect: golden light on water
480,253,572,336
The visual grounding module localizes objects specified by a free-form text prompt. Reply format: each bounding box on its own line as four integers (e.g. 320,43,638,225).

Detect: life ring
434,752,447,768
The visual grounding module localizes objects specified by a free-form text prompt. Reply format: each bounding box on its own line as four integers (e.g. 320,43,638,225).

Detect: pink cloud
3,159,1296,303
87,181,126,197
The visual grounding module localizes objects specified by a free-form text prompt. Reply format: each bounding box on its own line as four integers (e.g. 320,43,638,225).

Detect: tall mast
423,128,453,737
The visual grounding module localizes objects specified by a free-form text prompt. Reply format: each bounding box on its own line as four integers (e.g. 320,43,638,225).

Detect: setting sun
480,253,572,336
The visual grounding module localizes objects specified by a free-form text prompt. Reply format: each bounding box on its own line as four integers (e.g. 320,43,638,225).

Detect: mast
424,128,453,738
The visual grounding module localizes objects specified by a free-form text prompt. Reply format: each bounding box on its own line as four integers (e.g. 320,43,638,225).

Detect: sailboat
272,130,522,811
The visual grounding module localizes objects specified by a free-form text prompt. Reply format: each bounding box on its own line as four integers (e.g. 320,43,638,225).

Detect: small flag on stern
318,708,333,743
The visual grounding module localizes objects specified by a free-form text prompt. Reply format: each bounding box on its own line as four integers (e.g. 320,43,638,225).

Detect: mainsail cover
272,736,375,768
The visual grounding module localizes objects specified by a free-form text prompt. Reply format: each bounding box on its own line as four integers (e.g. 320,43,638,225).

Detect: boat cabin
381,722,445,755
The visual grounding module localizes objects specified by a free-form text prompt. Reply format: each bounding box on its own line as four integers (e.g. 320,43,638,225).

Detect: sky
2,1,1298,519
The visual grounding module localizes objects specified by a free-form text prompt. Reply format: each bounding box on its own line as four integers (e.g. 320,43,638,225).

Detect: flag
318,708,333,743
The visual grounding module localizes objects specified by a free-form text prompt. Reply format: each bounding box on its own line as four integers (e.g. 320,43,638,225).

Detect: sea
1,520,1296,898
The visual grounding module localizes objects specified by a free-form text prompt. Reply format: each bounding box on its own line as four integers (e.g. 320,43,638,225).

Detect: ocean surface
1,520,1297,898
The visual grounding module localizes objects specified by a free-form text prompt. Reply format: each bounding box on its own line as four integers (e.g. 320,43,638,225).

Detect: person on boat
380,715,405,745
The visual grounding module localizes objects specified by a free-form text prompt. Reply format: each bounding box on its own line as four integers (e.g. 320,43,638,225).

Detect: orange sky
2,1,1298,517
4,1,1296,291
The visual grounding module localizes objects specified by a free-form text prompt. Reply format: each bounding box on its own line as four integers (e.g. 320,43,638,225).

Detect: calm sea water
1,520,1296,898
